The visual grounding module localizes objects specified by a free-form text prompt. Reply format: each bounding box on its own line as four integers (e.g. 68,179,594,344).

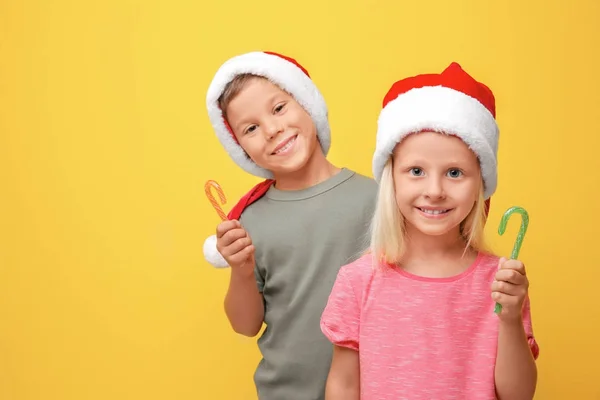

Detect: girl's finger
494,268,527,285
499,259,526,275
491,280,523,296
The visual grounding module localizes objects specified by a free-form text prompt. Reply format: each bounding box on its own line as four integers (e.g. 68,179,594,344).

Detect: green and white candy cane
495,206,530,314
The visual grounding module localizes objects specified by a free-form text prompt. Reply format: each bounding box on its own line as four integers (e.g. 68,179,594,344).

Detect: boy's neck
399,225,478,278
273,149,340,191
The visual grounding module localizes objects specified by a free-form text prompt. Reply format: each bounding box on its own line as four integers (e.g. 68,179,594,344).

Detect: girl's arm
325,345,360,400
492,258,538,399
494,319,537,399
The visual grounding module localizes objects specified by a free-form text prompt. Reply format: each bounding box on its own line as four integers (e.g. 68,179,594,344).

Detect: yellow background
1,0,599,399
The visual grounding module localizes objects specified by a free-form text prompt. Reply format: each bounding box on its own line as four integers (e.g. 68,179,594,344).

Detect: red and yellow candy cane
204,180,227,221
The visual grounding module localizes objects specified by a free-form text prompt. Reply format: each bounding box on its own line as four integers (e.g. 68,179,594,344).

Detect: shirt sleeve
254,264,265,293
522,295,540,360
320,266,361,351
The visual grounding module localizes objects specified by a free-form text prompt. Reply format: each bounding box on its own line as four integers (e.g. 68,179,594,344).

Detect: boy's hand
216,220,255,277
491,257,529,323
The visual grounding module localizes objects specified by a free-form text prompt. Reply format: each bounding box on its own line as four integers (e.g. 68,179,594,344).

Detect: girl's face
392,131,481,239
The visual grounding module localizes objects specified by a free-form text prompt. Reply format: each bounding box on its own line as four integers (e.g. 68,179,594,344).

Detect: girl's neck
399,224,478,278
273,148,340,191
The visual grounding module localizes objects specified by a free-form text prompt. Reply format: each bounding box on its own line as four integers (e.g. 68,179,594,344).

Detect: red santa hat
205,51,331,179
372,62,499,200
203,51,330,268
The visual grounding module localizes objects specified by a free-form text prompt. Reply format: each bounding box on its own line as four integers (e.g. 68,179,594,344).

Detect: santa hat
373,62,499,200
206,51,331,178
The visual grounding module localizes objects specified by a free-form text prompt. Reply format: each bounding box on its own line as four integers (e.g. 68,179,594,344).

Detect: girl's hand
491,257,529,323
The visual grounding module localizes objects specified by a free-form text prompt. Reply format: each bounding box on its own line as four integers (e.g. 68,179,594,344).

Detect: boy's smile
271,134,298,155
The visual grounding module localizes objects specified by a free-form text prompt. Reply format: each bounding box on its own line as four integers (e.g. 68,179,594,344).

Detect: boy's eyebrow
266,91,285,105
233,117,254,133
233,92,285,131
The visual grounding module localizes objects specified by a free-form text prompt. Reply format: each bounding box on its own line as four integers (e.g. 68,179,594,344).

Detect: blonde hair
369,158,489,266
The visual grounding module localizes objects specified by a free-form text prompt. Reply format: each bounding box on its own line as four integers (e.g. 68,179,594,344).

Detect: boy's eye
274,103,286,113
409,167,423,176
447,168,462,178
245,125,257,134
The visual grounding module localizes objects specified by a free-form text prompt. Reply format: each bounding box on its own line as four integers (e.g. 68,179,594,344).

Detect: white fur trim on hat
203,234,229,268
206,52,330,178
373,85,499,199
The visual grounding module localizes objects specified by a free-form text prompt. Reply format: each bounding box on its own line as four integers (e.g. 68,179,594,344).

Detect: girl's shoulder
477,251,501,267
473,251,502,278
337,252,381,290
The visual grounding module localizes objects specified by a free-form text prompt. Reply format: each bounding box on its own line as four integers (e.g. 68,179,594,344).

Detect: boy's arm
224,269,264,336
217,220,264,337
325,345,360,400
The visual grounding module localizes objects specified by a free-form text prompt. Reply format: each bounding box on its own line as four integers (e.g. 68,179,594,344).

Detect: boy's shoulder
329,169,378,203
344,169,378,190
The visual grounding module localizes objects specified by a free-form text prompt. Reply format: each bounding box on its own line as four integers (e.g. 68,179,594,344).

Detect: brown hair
218,73,265,120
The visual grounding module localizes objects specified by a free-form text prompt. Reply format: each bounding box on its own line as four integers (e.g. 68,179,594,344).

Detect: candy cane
494,206,530,314
204,180,227,221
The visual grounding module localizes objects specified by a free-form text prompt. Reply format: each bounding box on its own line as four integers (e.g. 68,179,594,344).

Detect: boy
202,51,377,400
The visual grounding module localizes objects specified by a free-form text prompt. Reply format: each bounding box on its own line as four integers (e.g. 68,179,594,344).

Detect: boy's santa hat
203,51,329,268
206,51,331,179
373,62,499,200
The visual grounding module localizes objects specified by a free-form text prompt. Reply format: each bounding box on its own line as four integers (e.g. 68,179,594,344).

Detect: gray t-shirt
239,168,378,400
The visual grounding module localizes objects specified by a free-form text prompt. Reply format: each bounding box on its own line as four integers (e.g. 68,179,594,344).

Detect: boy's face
224,78,320,179
392,131,481,238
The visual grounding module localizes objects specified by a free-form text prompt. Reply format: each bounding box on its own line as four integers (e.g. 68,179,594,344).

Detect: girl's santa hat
203,51,330,268
373,62,499,201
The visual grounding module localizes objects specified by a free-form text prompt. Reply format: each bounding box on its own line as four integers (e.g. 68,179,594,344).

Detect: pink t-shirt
320,252,539,400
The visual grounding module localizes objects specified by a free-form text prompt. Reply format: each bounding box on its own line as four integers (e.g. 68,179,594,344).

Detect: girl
320,62,539,400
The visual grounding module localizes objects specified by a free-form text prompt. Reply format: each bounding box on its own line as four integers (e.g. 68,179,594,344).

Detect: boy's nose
264,119,284,139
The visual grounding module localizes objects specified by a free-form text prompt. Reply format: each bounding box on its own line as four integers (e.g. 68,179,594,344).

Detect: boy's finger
228,245,255,267
219,229,248,248
216,220,239,238
222,236,253,257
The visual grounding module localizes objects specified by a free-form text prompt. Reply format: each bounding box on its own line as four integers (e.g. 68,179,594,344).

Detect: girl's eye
447,168,462,178
245,125,257,135
274,103,286,113
410,167,424,176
